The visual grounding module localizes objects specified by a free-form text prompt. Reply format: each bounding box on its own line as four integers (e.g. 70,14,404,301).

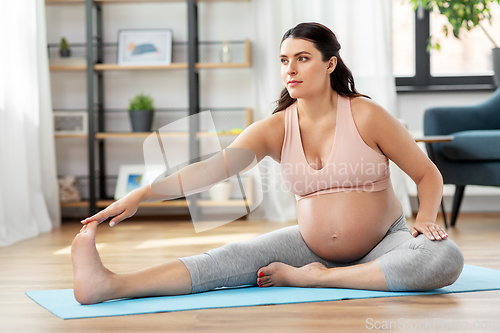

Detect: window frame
395,9,496,92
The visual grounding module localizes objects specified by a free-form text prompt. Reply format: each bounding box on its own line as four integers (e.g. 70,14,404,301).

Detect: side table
413,135,455,229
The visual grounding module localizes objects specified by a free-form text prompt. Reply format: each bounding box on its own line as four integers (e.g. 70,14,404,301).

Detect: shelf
95,199,250,208
60,201,90,208
94,131,242,139
61,171,252,212
50,62,251,71
60,200,188,208
49,39,251,71
45,0,85,4
55,132,244,139
93,63,188,71
49,0,251,215
53,107,251,139
62,198,250,208
46,0,251,4
55,134,88,138
49,66,87,71
97,200,189,208
196,199,249,207
94,62,250,71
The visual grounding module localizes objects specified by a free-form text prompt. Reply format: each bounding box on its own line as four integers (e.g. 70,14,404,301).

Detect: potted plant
409,0,500,86
59,37,71,58
128,93,155,132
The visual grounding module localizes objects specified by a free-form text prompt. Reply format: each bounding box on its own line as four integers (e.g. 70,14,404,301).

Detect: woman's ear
327,56,337,74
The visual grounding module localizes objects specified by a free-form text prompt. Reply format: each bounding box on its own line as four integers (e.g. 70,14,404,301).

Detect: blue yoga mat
26,264,500,320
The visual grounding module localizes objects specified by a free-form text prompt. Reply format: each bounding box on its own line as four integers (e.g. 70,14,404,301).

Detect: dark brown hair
273,22,370,114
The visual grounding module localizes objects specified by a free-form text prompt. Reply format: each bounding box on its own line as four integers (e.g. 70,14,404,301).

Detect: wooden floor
1,214,500,333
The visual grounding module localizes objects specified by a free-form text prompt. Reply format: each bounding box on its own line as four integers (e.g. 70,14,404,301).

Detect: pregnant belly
297,189,402,262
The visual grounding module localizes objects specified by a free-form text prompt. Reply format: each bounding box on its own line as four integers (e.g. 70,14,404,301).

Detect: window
392,0,498,91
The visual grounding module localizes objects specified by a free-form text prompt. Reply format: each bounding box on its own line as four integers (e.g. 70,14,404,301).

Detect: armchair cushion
441,130,500,161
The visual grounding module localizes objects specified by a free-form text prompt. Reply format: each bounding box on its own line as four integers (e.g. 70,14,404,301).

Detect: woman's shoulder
251,108,286,130
349,95,394,127
350,95,386,116
348,95,401,145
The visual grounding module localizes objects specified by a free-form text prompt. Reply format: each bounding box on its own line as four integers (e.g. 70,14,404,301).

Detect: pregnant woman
74,22,464,305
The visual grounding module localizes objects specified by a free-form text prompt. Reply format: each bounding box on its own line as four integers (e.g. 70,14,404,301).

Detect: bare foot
71,222,116,304
256,262,328,288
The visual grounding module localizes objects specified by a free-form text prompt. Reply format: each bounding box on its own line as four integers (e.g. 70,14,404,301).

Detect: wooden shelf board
49,66,87,71
62,199,249,208
46,0,85,4
60,201,89,208
55,134,88,139
95,132,241,139
196,199,249,207
95,0,186,3
93,62,250,71
97,200,189,208
46,0,188,4
61,174,252,209
50,38,250,71
94,63,188,71
47,0,250,4
196,62,250,69
96,199,249,208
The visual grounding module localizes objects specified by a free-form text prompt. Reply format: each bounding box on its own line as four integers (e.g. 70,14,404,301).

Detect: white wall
397,91,492,132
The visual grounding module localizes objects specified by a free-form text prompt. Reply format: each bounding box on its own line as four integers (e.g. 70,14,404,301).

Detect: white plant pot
209,182,232,201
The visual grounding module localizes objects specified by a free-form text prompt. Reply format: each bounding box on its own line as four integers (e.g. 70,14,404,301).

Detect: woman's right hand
80,188,143,227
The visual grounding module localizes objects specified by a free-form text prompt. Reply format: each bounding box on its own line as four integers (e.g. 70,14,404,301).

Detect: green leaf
60,38,69,50
412,0,499,48
128,93,155,111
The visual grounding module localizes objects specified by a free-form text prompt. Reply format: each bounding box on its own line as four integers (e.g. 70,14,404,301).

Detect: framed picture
117,29,173,66
53,111,88,135
114,164,165,200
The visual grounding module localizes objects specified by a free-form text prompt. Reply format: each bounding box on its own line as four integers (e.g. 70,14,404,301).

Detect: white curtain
0,0,60,247
248,0,412,221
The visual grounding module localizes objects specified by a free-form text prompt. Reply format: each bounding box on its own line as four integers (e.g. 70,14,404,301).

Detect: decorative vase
493,48,500,88
209,181,232,201
129,110,154,132
221,43,231,64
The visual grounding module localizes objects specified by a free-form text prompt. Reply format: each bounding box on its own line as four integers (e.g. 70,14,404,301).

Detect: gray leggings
179,215,464,293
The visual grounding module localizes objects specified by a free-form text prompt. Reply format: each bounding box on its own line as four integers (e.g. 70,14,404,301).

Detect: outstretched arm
81,115,280,226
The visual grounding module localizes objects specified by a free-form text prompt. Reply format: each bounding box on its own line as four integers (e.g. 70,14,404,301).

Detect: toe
261,280,273,287
85,221,98,236
260,276,272,284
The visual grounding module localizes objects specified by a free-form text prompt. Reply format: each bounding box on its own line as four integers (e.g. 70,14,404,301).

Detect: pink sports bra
280,94,391,201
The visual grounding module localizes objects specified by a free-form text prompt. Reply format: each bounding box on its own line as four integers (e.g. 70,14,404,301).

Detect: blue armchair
423,88,500,226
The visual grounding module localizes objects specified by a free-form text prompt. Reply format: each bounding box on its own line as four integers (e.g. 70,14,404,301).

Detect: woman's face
280,37,336,100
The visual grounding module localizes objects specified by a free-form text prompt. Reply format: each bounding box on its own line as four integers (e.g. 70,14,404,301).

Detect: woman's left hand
410,221,448,241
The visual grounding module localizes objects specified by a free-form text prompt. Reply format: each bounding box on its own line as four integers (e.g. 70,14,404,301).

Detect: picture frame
53,111,88,135
117,29,173,66
114,164,165,200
